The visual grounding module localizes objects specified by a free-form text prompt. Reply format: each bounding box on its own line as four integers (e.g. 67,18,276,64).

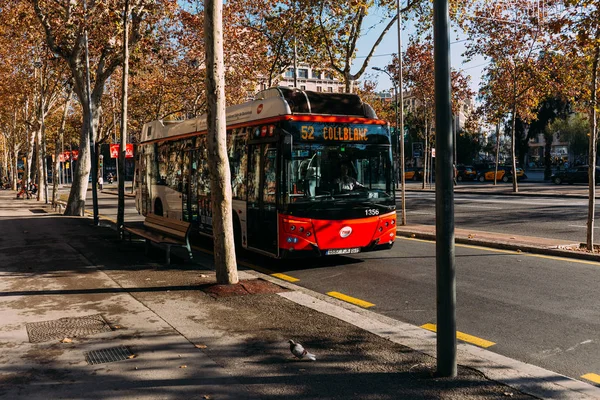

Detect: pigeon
289,339,316,361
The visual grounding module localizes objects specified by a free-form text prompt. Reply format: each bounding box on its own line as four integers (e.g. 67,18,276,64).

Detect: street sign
413,142,424,158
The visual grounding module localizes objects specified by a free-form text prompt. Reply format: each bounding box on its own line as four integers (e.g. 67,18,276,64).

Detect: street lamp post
373,66,406,225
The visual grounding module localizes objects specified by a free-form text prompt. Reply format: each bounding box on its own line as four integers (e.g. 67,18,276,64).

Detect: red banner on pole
110,144,134,158
126,144,134,158
110,144,119,159
72,150,79,161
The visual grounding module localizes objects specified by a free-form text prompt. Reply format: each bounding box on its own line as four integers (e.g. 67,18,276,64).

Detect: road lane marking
396,237,600,267
421,323,496,348
270,272,300,282
582,373,600,384
327,291,375,308
568,225,600,229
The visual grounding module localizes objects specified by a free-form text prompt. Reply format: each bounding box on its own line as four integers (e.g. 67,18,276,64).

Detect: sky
354,8,487,98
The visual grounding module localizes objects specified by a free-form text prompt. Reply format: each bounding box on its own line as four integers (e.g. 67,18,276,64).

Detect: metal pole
433,0,456,377
83,0,99,225
397,0,406,225
118,0,130,236
293,0,298,88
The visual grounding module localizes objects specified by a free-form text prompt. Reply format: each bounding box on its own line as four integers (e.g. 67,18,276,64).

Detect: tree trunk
205,0,238,284
422,116,428,189
64,106,95,216
511,105,519,193
586,42,599,252
544,131,553,180
118,0,130,237
494,120,500,186
53,88,72,205
36,127,46,202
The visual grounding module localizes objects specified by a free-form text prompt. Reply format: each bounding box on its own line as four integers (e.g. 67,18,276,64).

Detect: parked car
500,166,527,182
477,166,526,182
551,165,600,185
404,167,423,181
456,165,477,182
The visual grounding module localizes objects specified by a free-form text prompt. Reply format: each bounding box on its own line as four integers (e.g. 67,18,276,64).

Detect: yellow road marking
396,236,600,267
581,373,600,384
421,323,496,348
270,273,299,282
327,291,375,308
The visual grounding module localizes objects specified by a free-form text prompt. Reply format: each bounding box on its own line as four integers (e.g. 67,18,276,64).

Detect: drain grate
26,314,112,343
29,209,48,214
85,345,134,365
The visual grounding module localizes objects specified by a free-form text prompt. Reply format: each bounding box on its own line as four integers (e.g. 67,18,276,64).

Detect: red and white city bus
136,87,397,258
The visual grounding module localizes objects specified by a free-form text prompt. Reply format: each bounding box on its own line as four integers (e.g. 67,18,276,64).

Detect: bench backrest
144,214,191,240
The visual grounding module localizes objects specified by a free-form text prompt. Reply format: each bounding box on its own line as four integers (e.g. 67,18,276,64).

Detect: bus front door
246,144,278,256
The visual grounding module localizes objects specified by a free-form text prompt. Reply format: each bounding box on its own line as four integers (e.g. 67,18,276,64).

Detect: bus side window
229,128,247,200
247,146,261,203
263,146,277,204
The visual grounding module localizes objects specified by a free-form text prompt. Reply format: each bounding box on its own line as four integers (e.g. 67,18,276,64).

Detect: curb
395,229,600,263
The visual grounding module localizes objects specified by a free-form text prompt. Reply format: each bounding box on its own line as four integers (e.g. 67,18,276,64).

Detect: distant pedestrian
98,175,103,190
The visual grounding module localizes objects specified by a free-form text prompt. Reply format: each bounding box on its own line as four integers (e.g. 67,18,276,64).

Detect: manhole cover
26,314,112,343
85,345,134,365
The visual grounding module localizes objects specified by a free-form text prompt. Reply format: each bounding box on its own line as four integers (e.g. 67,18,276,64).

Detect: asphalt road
256,237,600,389
401,190,600,243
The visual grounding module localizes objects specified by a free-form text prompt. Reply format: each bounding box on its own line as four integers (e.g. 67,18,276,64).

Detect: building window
327,87,333,92
338,87,344,93
316,86,322,92
285,68,295,78
300,85,306,90
324,71,334,80
298,68,308,79
312,70,321,79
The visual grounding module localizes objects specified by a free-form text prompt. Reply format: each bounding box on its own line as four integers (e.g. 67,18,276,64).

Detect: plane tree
30,0,177,216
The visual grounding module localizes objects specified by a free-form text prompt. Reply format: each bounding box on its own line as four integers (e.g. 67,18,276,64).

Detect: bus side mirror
282,134,293,159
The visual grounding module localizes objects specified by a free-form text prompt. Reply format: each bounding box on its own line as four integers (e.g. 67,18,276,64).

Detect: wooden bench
123,214,193,265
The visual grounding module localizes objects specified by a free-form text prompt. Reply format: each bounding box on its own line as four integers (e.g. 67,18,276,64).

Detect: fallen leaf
179,365,187,368
203,396,211,399
127,354,136,359
504,392,514,397
195,344,207,349
516,249,522,253
510,237,516,239
60,338,72,343
410,234,416,238
113,325,121,329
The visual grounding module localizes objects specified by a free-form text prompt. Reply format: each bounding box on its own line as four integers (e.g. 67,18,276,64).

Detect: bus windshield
286,143,392,203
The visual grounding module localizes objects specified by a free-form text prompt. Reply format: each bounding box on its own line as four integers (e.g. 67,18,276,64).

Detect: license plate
326,248,360,255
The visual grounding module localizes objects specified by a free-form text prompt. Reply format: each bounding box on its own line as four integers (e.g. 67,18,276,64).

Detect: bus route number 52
301,126,315,140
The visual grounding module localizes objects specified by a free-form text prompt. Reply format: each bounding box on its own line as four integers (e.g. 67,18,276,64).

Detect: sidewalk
1,190,600,399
